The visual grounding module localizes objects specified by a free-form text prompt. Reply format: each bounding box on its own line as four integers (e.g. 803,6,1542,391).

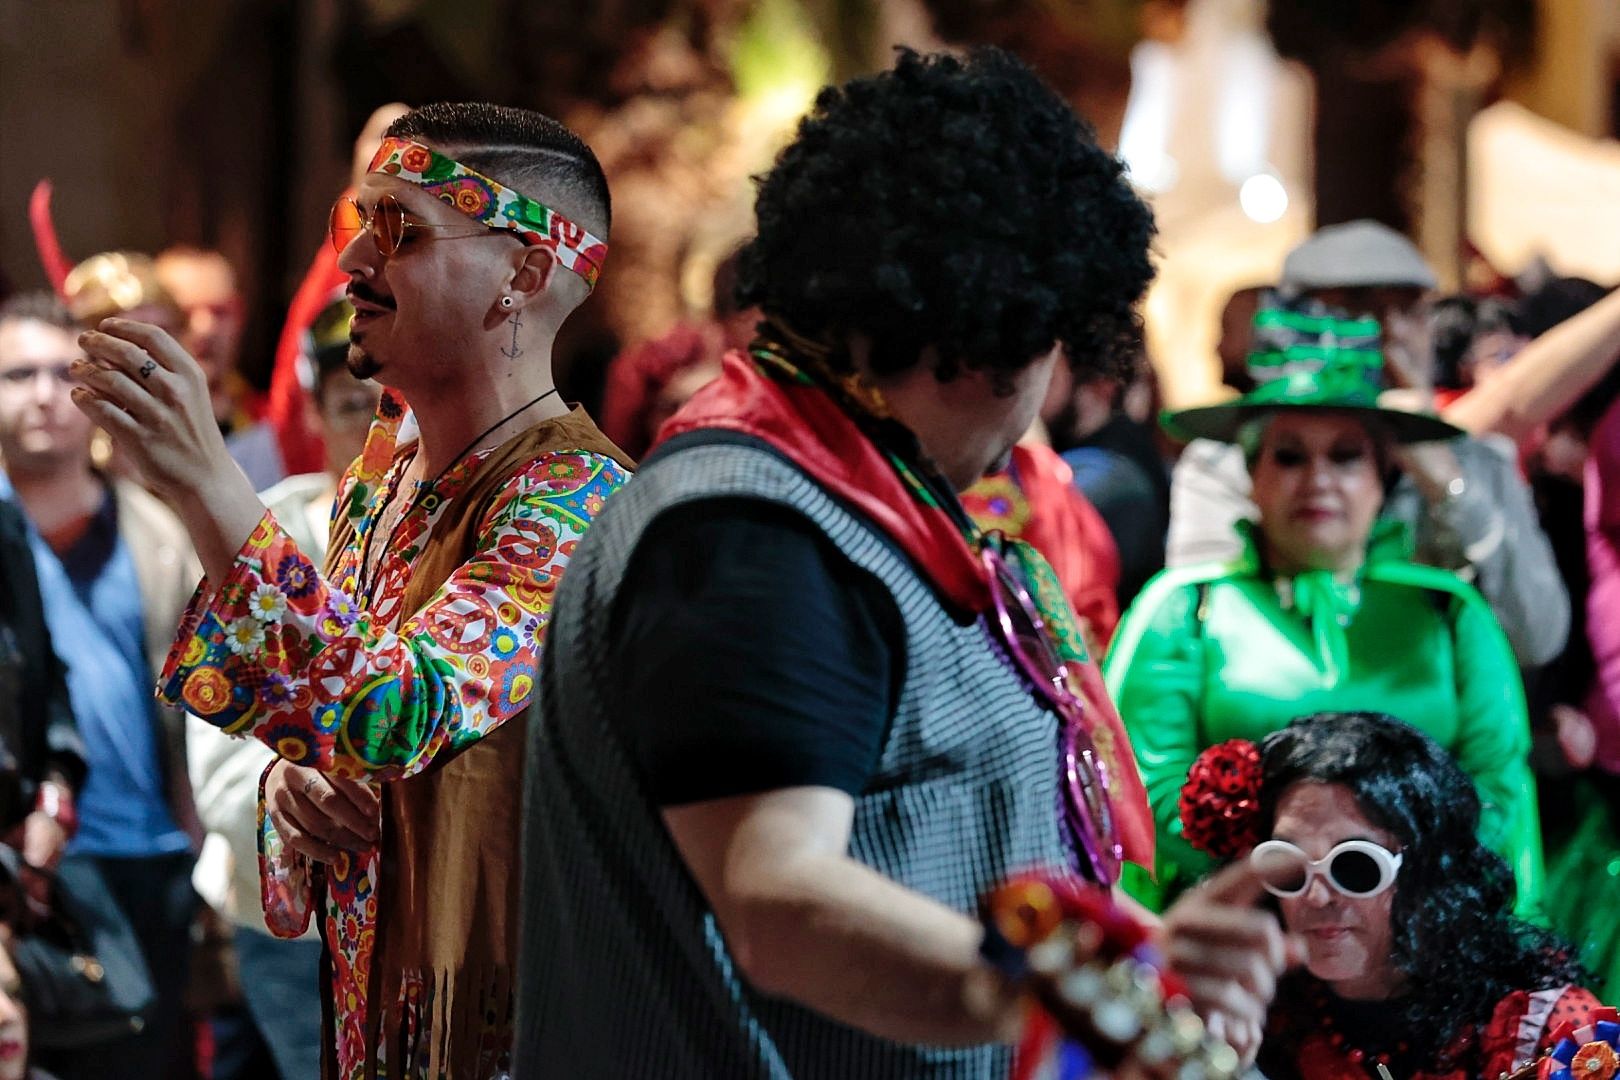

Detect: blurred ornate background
2,0,1617,405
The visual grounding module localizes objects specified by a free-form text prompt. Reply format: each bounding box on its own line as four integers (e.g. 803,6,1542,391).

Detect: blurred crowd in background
2,0,1620,1077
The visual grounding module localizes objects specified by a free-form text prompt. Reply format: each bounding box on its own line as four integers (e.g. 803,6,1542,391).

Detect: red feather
28,179,73,299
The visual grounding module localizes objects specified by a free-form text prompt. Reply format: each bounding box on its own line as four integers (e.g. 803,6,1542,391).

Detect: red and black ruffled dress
1258,976,1602,1080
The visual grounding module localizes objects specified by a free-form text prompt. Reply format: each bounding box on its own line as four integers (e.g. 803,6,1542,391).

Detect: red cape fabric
964,444,1122,646
657,352,1155,868
658,351,990,615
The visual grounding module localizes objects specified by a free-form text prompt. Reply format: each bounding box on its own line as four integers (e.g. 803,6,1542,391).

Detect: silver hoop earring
500,295,515,309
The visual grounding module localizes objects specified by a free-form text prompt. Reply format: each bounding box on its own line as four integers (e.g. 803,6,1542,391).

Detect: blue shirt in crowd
3,475,189,858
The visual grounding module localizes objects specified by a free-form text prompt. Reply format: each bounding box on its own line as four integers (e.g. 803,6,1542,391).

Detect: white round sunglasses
1249,839,1403,898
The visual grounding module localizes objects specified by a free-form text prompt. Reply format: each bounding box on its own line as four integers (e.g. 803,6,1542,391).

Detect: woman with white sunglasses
1176,711,1602,1080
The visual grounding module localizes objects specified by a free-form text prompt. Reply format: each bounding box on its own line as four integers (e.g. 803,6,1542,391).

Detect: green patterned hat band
1162,301,1463,445
1247,305,1384,392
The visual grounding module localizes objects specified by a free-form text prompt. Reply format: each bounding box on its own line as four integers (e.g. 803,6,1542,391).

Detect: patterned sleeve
256,756,317,938
158,452,629,783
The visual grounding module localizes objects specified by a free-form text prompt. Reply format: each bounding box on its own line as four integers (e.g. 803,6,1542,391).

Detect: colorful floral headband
1178,739,1265,859
368,136,607,290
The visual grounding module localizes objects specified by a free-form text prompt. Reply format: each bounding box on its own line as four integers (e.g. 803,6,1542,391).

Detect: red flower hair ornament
1178,740,1265,859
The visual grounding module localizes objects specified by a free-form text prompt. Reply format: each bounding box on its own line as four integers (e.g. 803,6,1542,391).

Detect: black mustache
347,284,395,309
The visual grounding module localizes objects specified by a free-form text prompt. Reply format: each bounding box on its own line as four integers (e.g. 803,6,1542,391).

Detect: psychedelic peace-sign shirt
158,386,628,1079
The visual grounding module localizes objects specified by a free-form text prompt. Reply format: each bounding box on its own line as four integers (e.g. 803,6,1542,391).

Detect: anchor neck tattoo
501,311,524,360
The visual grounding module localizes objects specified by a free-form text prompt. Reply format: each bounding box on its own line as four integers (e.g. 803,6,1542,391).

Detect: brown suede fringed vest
322,407,632,1079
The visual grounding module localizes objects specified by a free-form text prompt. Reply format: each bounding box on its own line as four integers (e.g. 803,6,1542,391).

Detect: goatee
347,343,380,379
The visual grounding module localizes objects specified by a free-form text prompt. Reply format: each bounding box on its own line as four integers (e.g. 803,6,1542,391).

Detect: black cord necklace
357,387,560,604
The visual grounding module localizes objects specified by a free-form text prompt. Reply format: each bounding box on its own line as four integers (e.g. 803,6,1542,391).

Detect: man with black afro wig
72,99,633,1079
736,47,1153,405
520,48,1291,1077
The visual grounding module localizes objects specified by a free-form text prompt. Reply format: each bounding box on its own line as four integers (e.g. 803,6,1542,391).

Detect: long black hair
1258,712,1585,1070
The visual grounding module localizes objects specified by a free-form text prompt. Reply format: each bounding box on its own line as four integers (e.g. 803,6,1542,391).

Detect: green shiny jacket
1104,522,1543,915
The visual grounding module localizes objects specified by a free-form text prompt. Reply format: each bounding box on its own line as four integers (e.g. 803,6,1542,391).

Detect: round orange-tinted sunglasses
328,194,499,257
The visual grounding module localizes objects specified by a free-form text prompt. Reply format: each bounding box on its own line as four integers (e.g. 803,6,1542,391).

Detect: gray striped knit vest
515,435,1068,1079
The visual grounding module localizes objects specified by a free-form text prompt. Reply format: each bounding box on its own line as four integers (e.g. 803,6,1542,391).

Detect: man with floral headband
518,49,1297,1078
70,103,631,1079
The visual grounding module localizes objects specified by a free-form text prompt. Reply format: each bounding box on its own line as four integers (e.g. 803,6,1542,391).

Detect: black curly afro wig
735,47,1156,386
1258,712,1586,1073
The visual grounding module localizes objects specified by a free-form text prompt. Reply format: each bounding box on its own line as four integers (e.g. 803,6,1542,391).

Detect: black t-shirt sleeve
606,497,905,806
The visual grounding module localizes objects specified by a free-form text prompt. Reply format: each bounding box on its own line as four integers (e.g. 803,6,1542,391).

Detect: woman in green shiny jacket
1105,312,1543,915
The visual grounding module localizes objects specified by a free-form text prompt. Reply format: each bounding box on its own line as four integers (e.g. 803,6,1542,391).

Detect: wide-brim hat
1166,373,1464,444
1165,305,1463,445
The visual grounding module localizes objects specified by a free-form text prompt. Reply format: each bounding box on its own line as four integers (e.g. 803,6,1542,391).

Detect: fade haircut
0,291,81,335
385,103,611,240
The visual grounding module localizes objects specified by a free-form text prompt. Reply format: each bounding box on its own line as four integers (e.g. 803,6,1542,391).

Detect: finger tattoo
139,359,157,380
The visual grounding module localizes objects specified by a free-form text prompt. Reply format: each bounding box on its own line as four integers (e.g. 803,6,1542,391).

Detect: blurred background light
1238,171,1289,223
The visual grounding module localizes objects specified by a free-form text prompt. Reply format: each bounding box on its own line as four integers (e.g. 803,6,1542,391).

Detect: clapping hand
71,318,235,502
264,760,381,865
71,318,267,582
